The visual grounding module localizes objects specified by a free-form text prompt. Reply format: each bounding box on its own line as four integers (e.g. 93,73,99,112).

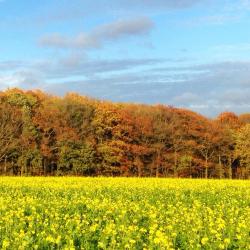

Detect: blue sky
1,0,250,116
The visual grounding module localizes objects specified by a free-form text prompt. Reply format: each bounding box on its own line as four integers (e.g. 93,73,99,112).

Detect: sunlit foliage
0,88,249,178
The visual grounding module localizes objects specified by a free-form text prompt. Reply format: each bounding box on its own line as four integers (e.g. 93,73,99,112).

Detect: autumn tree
0,88,249,178
239,113,250,124
0,101,22,174
235,124,250,179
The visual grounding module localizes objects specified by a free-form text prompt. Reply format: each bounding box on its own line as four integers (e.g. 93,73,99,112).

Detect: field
0,178,249,249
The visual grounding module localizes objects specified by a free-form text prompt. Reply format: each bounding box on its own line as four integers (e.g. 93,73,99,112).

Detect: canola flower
0,177,249,249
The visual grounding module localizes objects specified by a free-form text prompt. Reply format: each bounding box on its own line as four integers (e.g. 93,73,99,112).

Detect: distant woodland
0,88,249,178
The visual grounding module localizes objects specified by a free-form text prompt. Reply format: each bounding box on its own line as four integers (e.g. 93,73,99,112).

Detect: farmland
0,178,249,249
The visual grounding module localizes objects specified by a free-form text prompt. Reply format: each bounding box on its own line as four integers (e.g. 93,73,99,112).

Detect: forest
0,88,249,178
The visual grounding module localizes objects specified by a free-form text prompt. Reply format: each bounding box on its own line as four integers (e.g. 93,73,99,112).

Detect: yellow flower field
0,178,249,249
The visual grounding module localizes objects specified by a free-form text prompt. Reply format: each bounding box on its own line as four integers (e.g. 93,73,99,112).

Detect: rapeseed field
0,178,249,249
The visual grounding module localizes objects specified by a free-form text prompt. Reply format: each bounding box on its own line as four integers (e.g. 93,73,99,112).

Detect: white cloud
0,75,24,89
172,92,201,104
39,17,154,50
1,57,250,117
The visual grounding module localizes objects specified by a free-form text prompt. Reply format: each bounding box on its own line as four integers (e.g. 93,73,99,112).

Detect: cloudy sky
1,0,250,116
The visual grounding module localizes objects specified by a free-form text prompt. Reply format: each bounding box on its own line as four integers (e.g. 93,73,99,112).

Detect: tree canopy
0,88,249,178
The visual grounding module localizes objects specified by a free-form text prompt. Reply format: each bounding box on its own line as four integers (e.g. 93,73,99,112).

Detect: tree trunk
136,156,142,177
4,156,7,175
155,150,160,178
44,159,47,176
138,166,141,177
155,155,159,178
228,157,232,179
219,154,223,179
189,159,192,178
205,155,208,179
174,150,178,178
138,164,141,177
21,165,24,176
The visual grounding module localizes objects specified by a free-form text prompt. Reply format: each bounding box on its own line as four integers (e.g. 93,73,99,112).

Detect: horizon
1,87,248,119
1,0,250,116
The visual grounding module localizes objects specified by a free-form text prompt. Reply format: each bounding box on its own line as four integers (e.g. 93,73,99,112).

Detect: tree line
0,88,249,178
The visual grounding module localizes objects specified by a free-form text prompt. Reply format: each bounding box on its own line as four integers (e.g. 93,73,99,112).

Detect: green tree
17,149,42,176
235,124,250,179
58,142,96,175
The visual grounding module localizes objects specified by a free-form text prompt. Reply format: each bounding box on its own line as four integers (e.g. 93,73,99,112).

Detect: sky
1,0,250,117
